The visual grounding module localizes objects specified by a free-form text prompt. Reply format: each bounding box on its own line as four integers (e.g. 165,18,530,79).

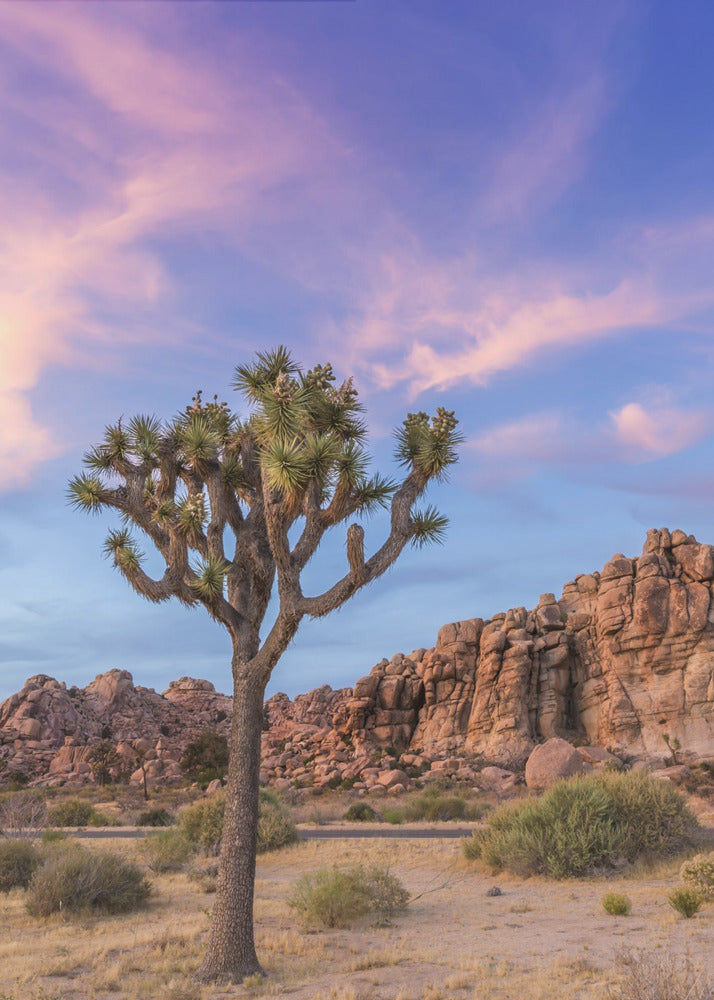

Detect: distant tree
69,346,460,982
180,730,229,786
86,740,120,786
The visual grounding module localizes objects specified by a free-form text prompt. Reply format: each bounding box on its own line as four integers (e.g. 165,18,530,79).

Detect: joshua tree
86,740,121,786
68,347,460,982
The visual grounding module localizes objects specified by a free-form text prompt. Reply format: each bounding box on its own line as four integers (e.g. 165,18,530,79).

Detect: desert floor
1,822,713,1000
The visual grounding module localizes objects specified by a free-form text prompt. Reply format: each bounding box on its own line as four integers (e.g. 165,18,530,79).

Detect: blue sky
1,0,714,702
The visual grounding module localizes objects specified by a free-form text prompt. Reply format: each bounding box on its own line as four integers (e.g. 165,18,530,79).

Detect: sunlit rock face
2,529,713,787
330,528,714,766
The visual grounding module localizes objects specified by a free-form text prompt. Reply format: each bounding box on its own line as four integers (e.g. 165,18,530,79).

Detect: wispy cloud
469,396,712,486
482,74,608,220
0,2,342,487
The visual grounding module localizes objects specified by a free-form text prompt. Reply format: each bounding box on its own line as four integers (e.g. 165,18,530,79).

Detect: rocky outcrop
331,528,714,766
1,528,713,788
0,670,231,787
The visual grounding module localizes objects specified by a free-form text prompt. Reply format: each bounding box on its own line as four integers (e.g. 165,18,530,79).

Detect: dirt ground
1,823,713,1000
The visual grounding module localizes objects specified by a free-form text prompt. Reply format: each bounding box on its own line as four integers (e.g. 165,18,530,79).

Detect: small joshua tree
68,347,460,982
86,740,121,786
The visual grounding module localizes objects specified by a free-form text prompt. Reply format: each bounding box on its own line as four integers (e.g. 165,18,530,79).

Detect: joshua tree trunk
195,657,266,983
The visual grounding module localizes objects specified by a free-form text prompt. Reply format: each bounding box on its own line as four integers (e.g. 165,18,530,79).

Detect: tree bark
195,658,266,983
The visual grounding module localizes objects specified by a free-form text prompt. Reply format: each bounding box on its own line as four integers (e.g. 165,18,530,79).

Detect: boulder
525,738,590,789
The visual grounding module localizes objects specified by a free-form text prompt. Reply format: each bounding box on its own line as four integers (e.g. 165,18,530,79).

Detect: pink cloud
466,397,711,488
0,2,345,488
610,401,711,460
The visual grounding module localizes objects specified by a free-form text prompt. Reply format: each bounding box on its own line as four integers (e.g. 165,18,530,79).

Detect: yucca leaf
253,387,310,444
302,433,340,483
410,505,449,548
221,455,249,491
191,554,230,600
67,474,107,513
353,474,397,513
176,492,206,534
233,346,299,403
103,423,129,463
336,442,369,489
103,527,144,570
152,498,177,525
261,438,309,495
83,445,114,473
178,416,220,464
128,414,161,460
414,434,460,479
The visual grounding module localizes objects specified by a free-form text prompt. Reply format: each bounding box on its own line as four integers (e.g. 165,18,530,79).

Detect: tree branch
299,470,427,618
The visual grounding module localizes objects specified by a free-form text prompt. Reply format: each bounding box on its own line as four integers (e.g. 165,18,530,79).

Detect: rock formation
1,528,713,789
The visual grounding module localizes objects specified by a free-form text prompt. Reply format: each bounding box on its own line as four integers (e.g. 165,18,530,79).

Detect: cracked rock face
332,528,714,765
1,528,713,787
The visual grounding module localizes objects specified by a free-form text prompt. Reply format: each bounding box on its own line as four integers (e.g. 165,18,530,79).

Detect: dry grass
0,833,711,1000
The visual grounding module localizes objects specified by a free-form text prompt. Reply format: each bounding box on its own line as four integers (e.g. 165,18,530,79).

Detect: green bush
137,808,175,828
41,829,67,845
179,789,297,856
179,731,229,786
404,793,468,822
343,802,379,822
0,839,41,891
680,852,714,899
668,885,703,918
257,791,299,853
87,810,121,827
47,800,94,827
602,892,631,916
139,829,194,873
382,808,404,825
26,845,151,916
462,771,697,878
179,794,225,854
288,864,409,928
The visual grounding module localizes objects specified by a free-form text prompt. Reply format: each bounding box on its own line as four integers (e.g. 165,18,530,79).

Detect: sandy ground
1,828,712,1000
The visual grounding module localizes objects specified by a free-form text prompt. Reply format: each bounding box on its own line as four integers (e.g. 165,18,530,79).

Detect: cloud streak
0,2,343,487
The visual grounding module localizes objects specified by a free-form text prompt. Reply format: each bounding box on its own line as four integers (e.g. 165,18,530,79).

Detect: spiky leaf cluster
395,407,462,479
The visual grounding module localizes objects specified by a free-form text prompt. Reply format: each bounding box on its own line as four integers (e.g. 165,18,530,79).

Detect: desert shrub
87,810,121,827
288,864,409,928
462,771,696,878
680,852,714,899
0,839,41,891
41,829,67,844
343,802,379,822
608,950,714,1000
0,790,47,837
383,808,404,825
139,829,194,873
602,892,631,916
462,832,482,861
403,786,489,822
404,793,468,822
257,791,298,853
668,885,703,918
179,789,296,856
26,845,150,916
179,731,229,786
47,799,94,827
595,769,697,859
179,794,225,854
137,807,175,827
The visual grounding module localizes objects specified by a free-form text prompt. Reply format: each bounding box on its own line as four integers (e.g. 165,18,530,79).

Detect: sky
1,0,714,703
